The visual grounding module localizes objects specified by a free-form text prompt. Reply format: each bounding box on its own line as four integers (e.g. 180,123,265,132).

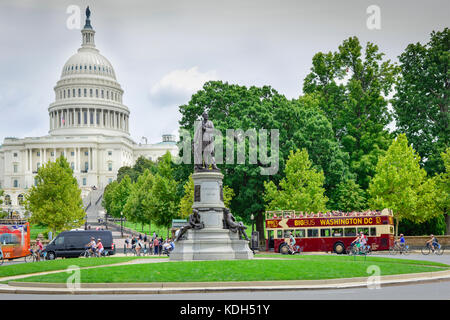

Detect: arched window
4,194,11,205
78,88,81,97
18,194,24,206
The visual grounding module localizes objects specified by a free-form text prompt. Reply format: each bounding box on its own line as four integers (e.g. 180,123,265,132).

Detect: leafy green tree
393,28,449,175
24,156,85,233
102,180,118,215
117,156,158,183
0,189,8,218
109,175,132,218
303,36,399,189
264,149,328,212
368,134,440,235
123,169,155,234
179,174,235,218
329,178,367,212
146,173,179,236
435,148,450,234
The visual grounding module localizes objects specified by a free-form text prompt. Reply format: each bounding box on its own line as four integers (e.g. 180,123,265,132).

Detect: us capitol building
0,9,177,219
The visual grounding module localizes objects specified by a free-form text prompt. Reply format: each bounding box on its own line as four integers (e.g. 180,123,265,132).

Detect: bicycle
24,249,47,262
389,243,410,255
80,247,96,258
421,243,444,255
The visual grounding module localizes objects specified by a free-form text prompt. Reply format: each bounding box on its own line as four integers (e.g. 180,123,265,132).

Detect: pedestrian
158,236,163,256
153,236,159,255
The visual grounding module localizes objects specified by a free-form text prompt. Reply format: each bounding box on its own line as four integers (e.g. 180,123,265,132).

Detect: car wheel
47,251,56,260
333,242,345,254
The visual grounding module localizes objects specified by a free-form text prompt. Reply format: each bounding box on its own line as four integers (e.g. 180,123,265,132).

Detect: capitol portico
0,8,177,218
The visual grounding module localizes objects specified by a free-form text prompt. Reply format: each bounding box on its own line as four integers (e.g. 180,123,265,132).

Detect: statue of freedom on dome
86,6,91,19
194,111,219,171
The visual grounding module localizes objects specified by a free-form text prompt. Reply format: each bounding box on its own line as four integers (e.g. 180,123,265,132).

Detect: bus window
277,230,283,239
284,230,294,238
307,229,318,237
370,227,377,236
357,227,369,235
295,230,305,238
344,228,356,237
332,228,343,237
320,229,331,237
0,233,19,245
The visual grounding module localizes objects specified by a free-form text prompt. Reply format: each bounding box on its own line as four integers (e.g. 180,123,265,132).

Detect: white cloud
149,67,218,107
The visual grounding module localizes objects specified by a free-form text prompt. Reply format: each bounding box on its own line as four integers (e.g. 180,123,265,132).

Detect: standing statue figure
194,111,219,171
86,6,91,18
175,209,205,241
223,208,249,241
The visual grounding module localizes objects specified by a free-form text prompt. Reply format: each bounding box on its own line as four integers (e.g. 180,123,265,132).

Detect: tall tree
435,148,450,234
368,134,440,235
393,28,449,175
264,149,328,212
330,178,367,212
109,175,132,218
102,180,118,215
303,36,399,189
24,156,85,233
123,169,155,234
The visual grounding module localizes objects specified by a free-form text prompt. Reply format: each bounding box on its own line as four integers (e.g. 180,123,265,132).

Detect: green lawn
10,255,449,283
0,256,165,278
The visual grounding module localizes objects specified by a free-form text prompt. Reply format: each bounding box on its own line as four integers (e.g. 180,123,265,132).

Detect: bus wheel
333,242,345,254
279,243,290,255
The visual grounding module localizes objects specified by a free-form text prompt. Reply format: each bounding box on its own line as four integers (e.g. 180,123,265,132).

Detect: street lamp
250,214,255,252
120,212,123,238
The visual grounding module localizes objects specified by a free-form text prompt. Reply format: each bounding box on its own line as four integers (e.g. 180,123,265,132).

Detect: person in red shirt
96,238,104,257
35,238,44,261
153,237,159,255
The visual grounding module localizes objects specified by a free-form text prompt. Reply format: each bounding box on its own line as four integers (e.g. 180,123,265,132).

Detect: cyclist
85,237,97,256
288,232,296,253
426,234,439,252
351,233,361,253
96,238,104,257
35,238,44,261
136,238,143,256
394,233,406,249
359,231,369,252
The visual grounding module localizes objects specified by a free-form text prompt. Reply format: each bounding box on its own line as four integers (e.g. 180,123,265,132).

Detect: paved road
0,279,449,300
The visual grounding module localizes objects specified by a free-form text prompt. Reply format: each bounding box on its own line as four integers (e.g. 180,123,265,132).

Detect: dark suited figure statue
223,208,249,241
194,111,219,171
175,209,205,241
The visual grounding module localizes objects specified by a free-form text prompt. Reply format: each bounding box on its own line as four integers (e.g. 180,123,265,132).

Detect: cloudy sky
0,0,448,144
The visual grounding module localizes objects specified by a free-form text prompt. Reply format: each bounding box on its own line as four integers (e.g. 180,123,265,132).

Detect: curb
1,270,450,295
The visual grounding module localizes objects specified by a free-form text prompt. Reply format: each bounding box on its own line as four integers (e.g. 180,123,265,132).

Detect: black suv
44,230,115,260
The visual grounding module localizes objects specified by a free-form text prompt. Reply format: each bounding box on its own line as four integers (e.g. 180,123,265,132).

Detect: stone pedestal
169,171,253,261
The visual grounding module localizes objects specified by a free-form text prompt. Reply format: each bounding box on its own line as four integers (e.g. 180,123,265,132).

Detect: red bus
265,209,394,254
0,219,31,261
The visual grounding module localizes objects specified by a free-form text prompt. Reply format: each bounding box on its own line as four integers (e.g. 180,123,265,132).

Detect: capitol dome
48,8,130,137
61,49,117,81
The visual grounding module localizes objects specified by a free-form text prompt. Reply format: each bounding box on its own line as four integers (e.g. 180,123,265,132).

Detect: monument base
169,170,254,261
169,228,254,261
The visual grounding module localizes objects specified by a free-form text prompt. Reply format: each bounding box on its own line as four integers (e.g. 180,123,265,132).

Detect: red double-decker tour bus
265,209,394,254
